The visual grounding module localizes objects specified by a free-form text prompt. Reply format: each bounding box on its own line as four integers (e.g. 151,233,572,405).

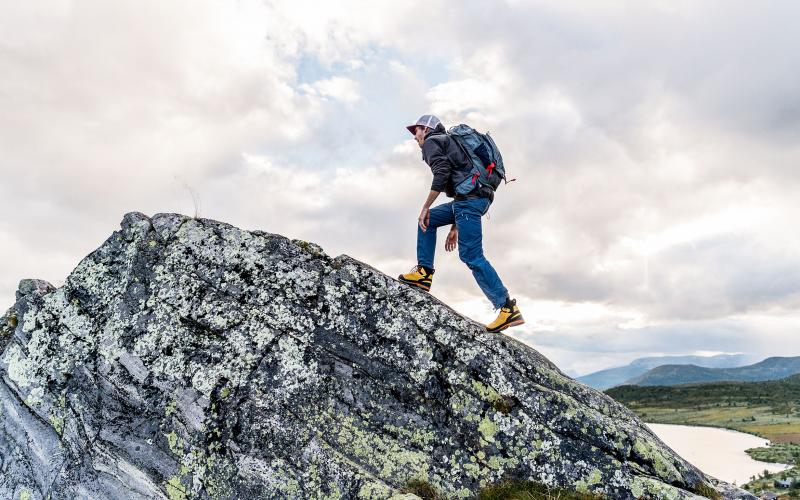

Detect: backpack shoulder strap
445,130,471,163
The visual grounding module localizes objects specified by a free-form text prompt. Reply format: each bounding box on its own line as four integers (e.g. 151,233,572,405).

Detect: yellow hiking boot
397,265,434,292
486,298,525,333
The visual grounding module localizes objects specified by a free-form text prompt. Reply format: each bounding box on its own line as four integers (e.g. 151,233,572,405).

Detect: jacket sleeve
422,137,452,192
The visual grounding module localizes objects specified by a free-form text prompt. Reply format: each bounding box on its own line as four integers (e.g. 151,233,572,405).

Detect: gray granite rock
0,212,756,500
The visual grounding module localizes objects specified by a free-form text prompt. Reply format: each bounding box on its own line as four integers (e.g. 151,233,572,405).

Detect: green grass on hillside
606,374,800,410
477,480,603,500
745,442,800,465
402,479,603,500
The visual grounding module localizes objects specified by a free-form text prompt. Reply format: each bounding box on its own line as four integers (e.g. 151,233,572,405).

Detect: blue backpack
447,124,515,196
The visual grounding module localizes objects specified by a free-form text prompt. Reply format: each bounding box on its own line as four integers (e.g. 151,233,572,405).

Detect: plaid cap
406,114,441,135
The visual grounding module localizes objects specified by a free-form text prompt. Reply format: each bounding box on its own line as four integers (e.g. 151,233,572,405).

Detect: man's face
414,126,427,148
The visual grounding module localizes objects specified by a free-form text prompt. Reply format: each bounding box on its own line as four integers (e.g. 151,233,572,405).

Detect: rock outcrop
0,212,753,499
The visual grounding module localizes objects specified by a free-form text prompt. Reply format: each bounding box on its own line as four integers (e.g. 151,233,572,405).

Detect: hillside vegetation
606,374,800,443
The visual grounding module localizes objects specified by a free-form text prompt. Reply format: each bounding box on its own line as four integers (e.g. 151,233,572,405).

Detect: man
397,114,524,333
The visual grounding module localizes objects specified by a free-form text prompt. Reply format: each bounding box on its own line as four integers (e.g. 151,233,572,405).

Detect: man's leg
416,202,455,270
454,198,509,308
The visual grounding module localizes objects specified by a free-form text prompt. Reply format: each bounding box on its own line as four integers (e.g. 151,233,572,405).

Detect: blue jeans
417,198,509,309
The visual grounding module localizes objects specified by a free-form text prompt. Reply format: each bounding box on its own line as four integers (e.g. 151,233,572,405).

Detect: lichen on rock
0,212,754,499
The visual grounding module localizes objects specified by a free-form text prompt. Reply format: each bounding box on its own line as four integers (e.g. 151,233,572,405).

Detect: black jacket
421,129,489,200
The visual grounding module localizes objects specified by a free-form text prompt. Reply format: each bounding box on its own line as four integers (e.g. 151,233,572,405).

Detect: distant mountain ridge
627,356,800,386
577,354,755,390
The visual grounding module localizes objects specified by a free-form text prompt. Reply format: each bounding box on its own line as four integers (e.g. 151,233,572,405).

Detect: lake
646,422,791,486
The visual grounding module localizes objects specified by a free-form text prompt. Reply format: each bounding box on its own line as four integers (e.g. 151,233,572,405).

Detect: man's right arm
422,137,451,193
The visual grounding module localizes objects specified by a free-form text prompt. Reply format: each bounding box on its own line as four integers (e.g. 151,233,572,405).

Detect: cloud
413,1,800,320
299,76,361,104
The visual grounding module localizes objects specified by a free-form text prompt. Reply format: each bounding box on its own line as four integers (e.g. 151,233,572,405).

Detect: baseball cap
406,114,441,135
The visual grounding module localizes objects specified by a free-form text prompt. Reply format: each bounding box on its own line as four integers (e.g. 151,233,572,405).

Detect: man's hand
418,207,430,232
445,226,458,252
418,190,441,232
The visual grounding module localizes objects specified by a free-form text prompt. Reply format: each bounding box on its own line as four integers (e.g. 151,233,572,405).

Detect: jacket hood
424,128,447,141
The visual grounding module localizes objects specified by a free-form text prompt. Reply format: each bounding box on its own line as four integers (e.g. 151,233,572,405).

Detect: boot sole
487,317,525,333
397,277,431,292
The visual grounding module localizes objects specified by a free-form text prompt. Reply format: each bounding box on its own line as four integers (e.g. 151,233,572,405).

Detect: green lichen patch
165,431,183,455
383,423,436,449
632,437,682,482
478,416,499,443
311,407,436,489
629,476,690,500
49,413,65,436
165,399,177,416
574,468,603,494
165,475,188,500
200,452,238,499
471,380,517,414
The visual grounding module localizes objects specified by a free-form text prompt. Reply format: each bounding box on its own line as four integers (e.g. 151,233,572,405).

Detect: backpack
447,124,515,196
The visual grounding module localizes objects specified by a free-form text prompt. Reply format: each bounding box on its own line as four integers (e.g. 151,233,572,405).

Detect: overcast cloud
2,0,799,376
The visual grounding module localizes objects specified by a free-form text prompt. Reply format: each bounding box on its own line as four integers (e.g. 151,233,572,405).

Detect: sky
1,0,799,377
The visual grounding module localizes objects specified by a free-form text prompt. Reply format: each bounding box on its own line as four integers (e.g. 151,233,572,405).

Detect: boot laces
409,265,428,275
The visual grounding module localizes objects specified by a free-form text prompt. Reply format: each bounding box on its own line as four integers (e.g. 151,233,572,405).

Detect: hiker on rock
398,114,524,333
